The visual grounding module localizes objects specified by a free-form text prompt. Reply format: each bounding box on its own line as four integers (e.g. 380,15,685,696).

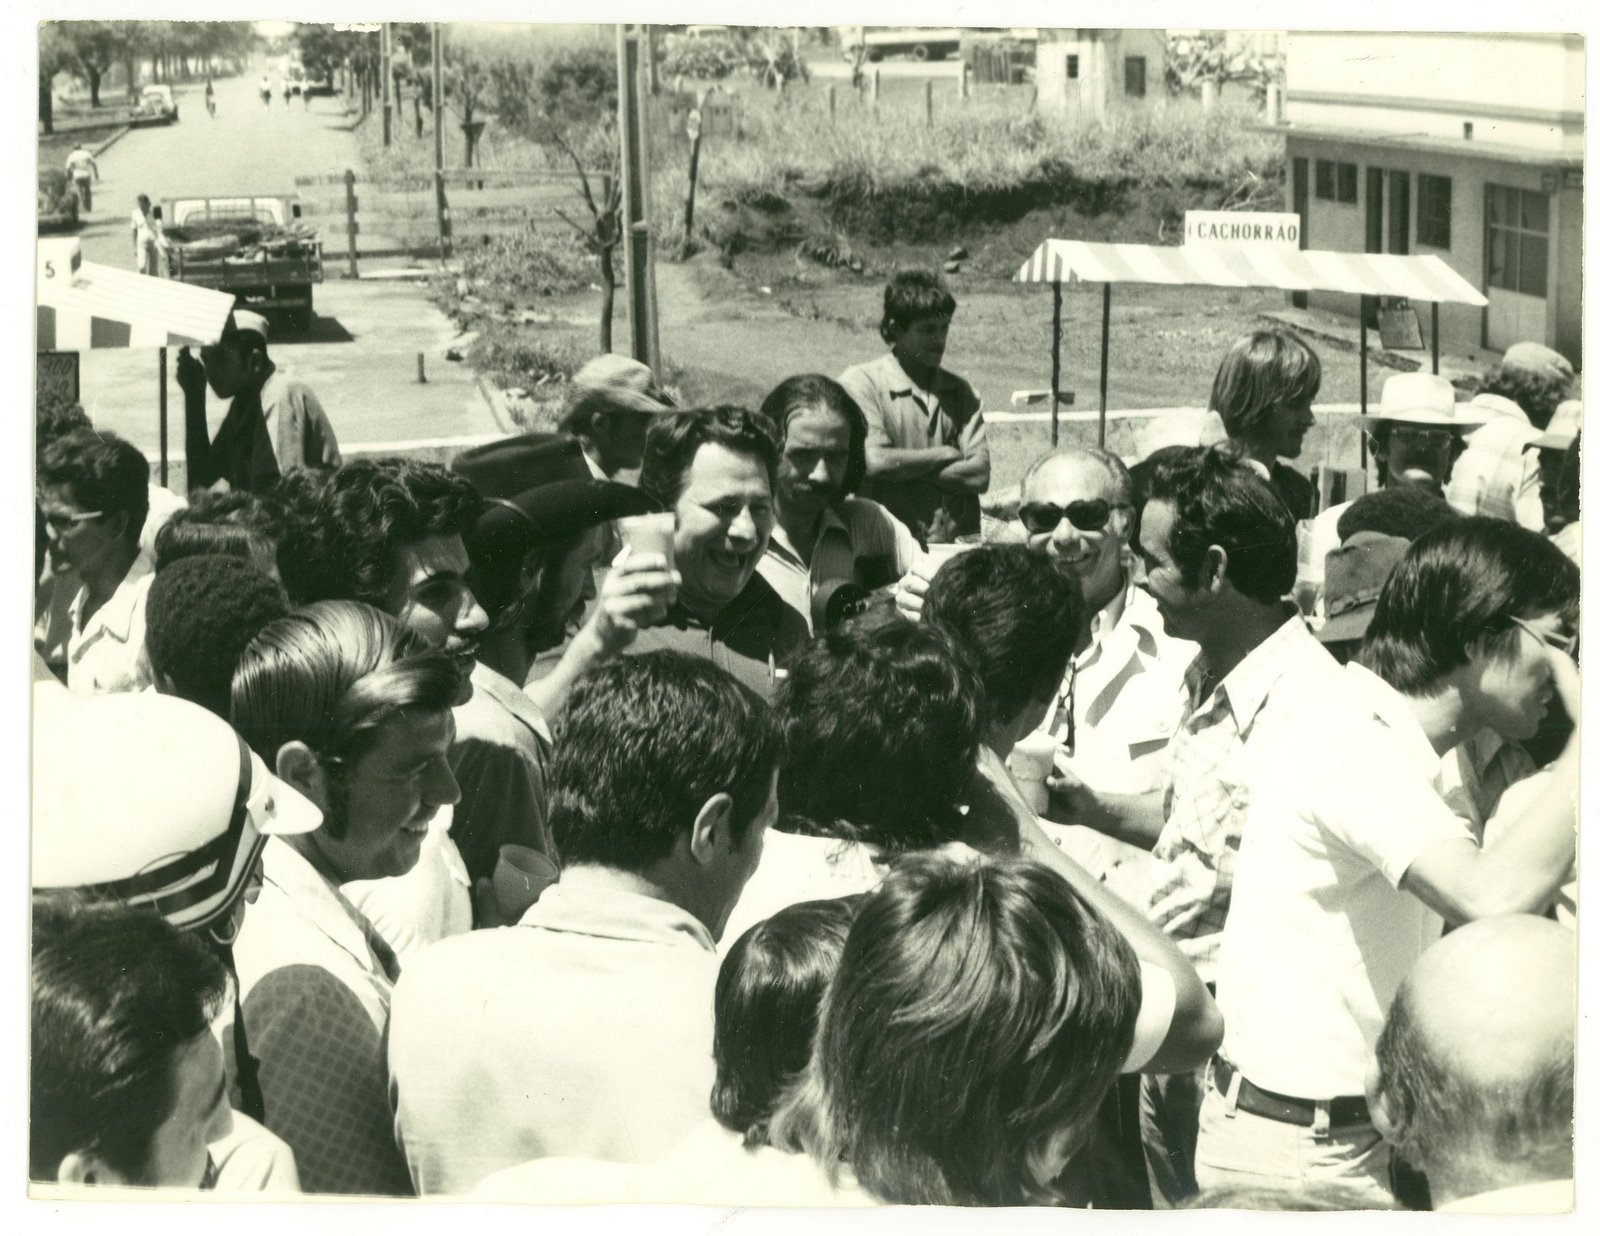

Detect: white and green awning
1016,239,1489,306
36,238,235,350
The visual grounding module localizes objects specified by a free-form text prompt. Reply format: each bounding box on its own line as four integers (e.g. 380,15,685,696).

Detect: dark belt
1211,1056,1370,1129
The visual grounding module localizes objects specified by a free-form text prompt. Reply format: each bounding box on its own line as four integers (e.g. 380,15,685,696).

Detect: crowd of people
30,268,1580,1212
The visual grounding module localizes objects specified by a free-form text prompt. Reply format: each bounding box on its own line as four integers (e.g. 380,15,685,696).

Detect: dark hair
1556,433,1581,526
275,457,482,607
768,854,1141,1206
878,270,956,342
778,616,982,853
712,897,859,1148
760,374,869,497
1209,328,1322,444
38,429,150,547
1359,517,1580,693
31,901,228,1183
548,652,781,873
638,406,780,511
1141,445,1296,604
1336,486,1458,545
36,401,92,458
231,601,463,840
146,555,289,719
1480,364,1570,432
155,489,284,573
1127,444,1194,546
1374,977,1573,1189
924,544,1082,729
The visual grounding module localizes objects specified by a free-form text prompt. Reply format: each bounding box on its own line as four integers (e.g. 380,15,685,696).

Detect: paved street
55,66,502,463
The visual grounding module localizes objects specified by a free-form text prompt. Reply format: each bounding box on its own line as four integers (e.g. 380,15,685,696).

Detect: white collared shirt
66,559,155,696
389,867,721,1195
1035,579,1194,796
1214,662,1473,1098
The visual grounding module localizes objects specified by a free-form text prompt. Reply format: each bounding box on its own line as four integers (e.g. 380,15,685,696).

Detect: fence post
828,83,836,123
960,63,970,100
1201,80,1217,111
871,68,881,110
924,79,933,127
343,168,359,279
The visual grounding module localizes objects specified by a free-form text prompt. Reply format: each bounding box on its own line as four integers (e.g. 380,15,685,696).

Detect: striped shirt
1145,612,1342,982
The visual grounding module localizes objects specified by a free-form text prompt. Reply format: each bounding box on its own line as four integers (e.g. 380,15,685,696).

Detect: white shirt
1035,580,1194,797
388,868,722,1195
473,1119,878,1207
1215,663,1473,1098
66,559,155,696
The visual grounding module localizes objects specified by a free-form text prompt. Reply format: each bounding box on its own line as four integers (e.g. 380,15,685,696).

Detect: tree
61,20,130,108
38,22,74,134
509,47,623,352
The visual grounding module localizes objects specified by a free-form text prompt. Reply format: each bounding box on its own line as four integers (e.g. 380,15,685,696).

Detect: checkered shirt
1445,396,1546,530
1145,613,1337,982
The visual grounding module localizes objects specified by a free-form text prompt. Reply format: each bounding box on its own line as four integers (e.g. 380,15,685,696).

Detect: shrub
660,33,743,82
37,168,78,221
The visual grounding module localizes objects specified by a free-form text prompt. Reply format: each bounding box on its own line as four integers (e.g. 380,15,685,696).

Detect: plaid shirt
1445,394,1546,530
1145,613,1340,982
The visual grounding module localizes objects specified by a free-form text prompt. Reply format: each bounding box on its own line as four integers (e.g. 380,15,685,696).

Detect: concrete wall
1287,134,1582,367
1037,29,1167,115
1286,31,1585,152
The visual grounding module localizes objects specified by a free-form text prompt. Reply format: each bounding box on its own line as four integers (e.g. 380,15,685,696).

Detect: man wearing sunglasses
1015,449,1196,865
37,428,157,696
1199,516,1581,1202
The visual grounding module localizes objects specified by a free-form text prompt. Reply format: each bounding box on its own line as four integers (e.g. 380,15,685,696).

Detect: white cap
230,309,270,342
32,692,320,933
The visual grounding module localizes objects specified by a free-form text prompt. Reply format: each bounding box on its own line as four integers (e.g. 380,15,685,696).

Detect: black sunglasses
1018,499,1128,536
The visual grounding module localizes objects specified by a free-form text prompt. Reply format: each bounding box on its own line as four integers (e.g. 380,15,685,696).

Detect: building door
1291,157,1309,309
1387,171,1410,255
1365,168,1384,254
1484,183,1551,350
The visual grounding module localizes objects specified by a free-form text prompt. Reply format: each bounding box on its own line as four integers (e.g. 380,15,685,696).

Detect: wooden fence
293,168,593,272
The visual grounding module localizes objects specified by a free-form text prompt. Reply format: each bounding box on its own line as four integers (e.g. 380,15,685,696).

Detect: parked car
138,84,179,124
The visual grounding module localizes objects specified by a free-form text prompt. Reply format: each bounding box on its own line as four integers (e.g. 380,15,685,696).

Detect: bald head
1021,447,1133,507
1374,916,1574,1199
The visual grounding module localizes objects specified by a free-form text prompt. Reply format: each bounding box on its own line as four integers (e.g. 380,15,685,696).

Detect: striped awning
1015,240,1489,307
36,240,235,350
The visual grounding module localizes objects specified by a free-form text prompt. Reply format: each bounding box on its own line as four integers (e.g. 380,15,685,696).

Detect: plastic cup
618,512,676,572
492,844,560,924
1007,733,1058,815
918,540,977,580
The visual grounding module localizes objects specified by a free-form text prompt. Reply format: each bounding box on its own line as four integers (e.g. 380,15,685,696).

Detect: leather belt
1211,1056,1371,1129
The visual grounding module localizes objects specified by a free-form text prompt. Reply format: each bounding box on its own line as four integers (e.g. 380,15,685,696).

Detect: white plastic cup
1007,733,1058,815
492,844,560,924
918,540,978,580
618,512,676,573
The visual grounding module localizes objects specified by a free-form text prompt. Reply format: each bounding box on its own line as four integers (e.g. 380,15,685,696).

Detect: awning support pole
1050,281,1062,447
158,346,169,487
1431,303,1440,375
1098,283,1111,448
1359,312,1369,471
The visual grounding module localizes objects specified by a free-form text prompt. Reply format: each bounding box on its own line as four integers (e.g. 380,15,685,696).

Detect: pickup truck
836,27,962,63
164,196,322,330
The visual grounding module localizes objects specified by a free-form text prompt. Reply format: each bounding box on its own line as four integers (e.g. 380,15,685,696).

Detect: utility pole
381,23,392,146
433,23,450,259
616,24,661,374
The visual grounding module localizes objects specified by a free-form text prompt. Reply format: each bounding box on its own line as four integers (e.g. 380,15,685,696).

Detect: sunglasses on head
1018,499,1127,536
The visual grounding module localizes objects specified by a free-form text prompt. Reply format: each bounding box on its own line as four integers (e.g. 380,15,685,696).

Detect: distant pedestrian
205,78,217,118
131,194,162,276
259,73,271,107
64,142,99,213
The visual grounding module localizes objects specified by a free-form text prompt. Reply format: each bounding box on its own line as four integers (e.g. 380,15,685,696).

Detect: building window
1124,56,1146,97
1417,174,1452,249
1066,54,1079,79
1315,159,1358,204
1486,184,1550,298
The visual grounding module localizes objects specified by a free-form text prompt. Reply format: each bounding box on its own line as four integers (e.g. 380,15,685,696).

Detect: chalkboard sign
36,351,79,413
1377,299,1424,350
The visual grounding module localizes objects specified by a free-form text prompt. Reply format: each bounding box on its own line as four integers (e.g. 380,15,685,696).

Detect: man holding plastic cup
624,407,810,702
